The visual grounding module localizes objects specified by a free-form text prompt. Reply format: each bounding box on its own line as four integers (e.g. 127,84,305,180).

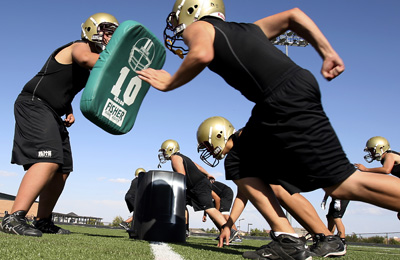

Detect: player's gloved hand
334,200,341,211
321,199,326,210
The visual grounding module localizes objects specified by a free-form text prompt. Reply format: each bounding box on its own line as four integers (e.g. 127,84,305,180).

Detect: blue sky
1,0,400,236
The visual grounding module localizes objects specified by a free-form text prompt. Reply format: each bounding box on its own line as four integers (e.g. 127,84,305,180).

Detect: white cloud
0,170,18,177
108,178,131,183
347,201,387,216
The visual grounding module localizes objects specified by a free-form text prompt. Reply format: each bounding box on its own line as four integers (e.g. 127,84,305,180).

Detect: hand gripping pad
80,20,166,135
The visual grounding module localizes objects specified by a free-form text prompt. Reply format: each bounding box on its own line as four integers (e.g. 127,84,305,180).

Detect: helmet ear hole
187,6,197,15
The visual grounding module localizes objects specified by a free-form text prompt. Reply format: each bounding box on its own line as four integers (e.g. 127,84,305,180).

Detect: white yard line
150,241,185,260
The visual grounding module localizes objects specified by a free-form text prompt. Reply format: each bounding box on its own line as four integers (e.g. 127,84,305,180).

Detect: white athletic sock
274,232,299,238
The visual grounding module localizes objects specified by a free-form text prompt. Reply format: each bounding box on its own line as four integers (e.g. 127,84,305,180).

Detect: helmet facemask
363,136,390,163
164,12,188,59
363,147,377,163
158,149,169,168
91,22,118,51
364,146,385,163
165,0,225,58
197,141,221,167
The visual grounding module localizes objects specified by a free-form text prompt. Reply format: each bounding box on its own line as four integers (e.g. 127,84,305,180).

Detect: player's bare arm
218,188,248,247
137,21,215,91
355,154,395,174
171,155,186,175
71,42,100,69
254,8,344,81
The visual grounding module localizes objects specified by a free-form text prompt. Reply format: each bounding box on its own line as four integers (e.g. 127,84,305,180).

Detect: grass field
1,225,400,260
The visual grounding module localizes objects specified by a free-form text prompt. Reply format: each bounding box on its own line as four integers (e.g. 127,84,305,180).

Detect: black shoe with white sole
309,233,346,257
243,233,312,260
1,211,42,237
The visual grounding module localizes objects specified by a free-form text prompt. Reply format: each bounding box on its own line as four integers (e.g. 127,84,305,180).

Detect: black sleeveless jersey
173,153,207,189
21,41,90,116
381,150,400,178
202,17,300,103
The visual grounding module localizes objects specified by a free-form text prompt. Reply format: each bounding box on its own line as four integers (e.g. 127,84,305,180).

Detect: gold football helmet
197,116,235,167
364,136,390,163
158,139,180,167
81,13,119,51
135,168,146,177
164,0,225,58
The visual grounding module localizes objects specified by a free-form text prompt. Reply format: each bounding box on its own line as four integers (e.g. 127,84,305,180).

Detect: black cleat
229,229,239,243
243,232,312,260
119,221,130,231
341,238,347,251
1,211,42,237
309,233,346,257
33,215,70,234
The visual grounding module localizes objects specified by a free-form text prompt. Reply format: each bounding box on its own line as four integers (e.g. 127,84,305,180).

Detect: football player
355,136,400,219
120,168,146,231
137,1,400,259
197,116,346,257
355,136,400,177
1,13,118,237
158,139,238,242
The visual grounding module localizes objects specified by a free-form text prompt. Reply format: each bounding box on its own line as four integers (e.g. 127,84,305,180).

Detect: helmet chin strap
165,39,184,59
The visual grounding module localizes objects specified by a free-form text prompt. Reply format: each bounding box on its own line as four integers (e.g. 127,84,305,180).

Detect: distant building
0,192,102,225
52,212,102,225
0,192,38,221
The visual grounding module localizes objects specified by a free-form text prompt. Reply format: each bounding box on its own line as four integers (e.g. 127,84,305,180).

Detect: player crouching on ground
158,139,239,243
354,136,400,220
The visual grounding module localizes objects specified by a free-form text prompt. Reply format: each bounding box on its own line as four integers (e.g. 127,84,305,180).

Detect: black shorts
327,199,349,219
186,178,214,212
224,69,356,194
11,93,72,173
217,189,233,214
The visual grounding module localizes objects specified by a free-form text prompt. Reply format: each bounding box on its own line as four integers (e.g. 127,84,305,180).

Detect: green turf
173,236,400,260
1,225,399,259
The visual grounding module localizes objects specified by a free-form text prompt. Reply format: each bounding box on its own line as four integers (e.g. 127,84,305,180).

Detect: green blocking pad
80,20,166,135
